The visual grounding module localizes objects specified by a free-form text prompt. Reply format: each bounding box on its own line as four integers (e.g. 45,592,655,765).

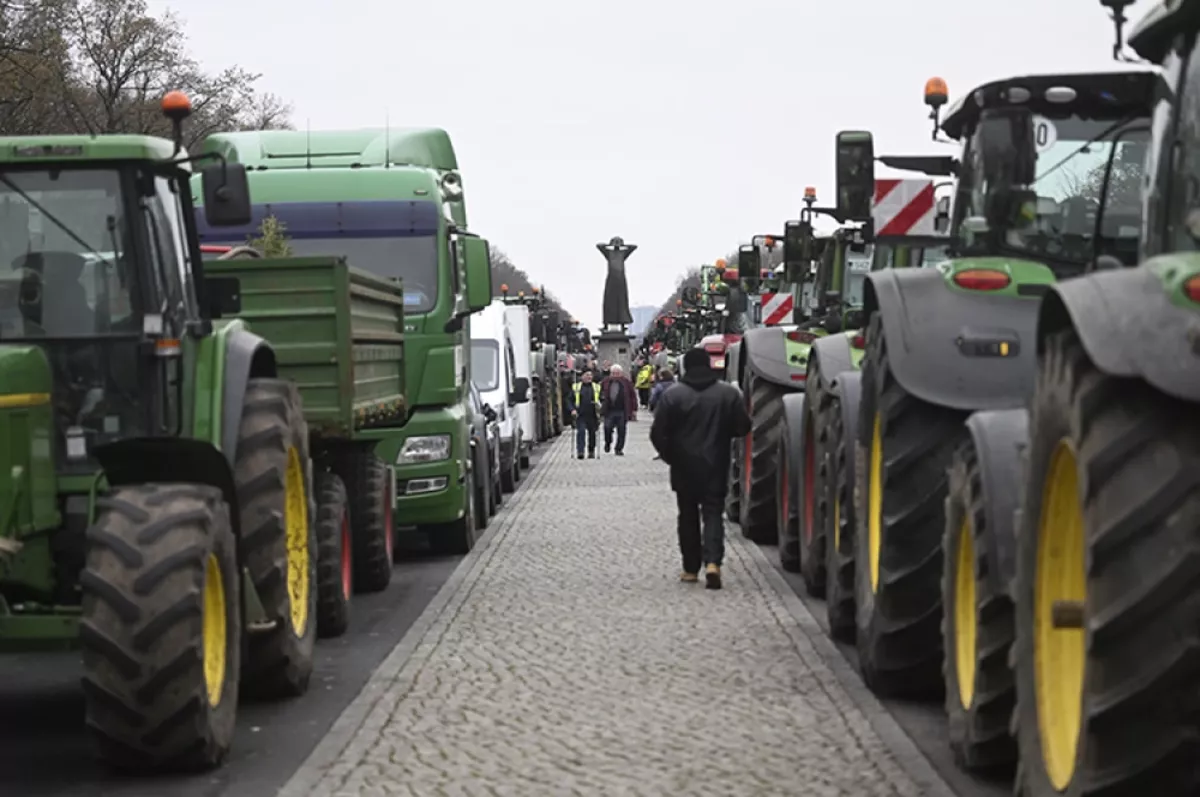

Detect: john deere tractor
0,93,322,772
844,62,1155,714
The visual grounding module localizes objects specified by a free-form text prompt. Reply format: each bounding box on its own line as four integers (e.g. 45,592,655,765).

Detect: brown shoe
680,572,699,583
705,564,721,590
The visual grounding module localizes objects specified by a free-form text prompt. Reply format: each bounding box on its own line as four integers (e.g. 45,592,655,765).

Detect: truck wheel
825,391,856,642
855,313,966,697
431,475,476,555
801,389,833,596
234,378,317,700
81,484,240,772
520,450,531,469
339,452,394,592
740,373,785,544
775,434,800,572
314,472,351,640
941,439,1016,773
1013,329,1200,796
474,456,490,532
501,456,516,493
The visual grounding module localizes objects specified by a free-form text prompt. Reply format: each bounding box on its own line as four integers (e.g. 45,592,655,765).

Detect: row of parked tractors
721,2,1200,794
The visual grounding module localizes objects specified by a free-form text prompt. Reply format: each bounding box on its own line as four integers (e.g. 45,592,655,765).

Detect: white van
503,303,535,470
470,301,530,493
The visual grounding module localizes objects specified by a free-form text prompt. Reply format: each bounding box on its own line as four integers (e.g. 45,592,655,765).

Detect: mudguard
741,327,800,389
726,341,744,391
1040,264,1200,402
829,369,862,482
782,393,807,510
864,269,1039,412
964,408,1028,595
810,333,855,393
221,327,278,464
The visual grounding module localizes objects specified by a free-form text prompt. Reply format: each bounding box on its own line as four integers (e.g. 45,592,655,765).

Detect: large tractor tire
825,377,859,643
801,379,834,597
314,472,351,640
234,378,317,700
1013,329,1200,796
740,372,787,544
942,440,1016,773
776,394,807,572
339,451,395,581
81,484,240,772
855,313,967,698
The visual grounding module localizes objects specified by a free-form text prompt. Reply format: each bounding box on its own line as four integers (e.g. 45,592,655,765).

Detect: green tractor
0,94,338,771
846,62,1155,714
939,3,1195,792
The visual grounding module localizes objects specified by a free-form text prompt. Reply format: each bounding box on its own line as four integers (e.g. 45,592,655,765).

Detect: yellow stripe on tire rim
202,553,227,706
868,413,883,593
1035,440,1086,791
955,518,976,708
285,446,311,636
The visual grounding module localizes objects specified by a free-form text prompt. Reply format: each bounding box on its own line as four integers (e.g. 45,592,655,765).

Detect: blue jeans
575,417,597,454
603,413,627,452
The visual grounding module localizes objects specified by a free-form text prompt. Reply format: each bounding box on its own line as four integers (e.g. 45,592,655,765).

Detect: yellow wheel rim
868,413,883,592
1034,440,1086,791
833,489,842,551
285,446,311,636
202,553,227,707
954,518,977,708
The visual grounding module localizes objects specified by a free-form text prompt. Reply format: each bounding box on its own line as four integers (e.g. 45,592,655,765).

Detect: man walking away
600,364,637,455
650,348,750,589
570,370,601,459
648,367,675,412
635,361,654,409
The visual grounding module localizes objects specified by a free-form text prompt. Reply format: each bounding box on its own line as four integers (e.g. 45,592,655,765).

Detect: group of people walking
565,348,750,591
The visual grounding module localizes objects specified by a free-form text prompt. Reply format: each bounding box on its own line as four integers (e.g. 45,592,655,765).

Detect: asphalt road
0,552,461,797
764,544,1010,797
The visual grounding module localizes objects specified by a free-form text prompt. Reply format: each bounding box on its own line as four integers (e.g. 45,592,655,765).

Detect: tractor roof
1130,0,1200,64
940,67,1159,140
201,128,458,172
0,134,179,165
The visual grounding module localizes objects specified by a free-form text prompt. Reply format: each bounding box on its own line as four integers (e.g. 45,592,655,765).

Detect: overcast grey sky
156,0,1155,328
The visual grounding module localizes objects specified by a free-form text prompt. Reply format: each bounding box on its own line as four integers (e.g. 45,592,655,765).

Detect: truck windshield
0,168,137,338
280,235,438,314
956,115,1149,271
471,340,500,391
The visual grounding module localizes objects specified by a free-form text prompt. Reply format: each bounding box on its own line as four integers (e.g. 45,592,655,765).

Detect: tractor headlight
396,434,451,464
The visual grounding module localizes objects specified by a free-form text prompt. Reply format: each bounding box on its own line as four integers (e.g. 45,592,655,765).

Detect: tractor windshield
956,115,1149,272
0,168,138,339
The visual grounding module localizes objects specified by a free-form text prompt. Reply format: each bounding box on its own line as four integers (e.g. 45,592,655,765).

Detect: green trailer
0,94,352,772
193,129,493,556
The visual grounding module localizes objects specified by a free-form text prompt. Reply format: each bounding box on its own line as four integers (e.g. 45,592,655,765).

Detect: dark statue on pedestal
597,236,636,327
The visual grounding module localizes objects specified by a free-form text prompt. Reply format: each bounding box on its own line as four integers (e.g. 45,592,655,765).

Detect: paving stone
281,425,957,796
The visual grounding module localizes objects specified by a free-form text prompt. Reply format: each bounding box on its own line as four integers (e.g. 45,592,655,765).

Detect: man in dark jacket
569,369,602,459
600,364,637,455
650,348,751,589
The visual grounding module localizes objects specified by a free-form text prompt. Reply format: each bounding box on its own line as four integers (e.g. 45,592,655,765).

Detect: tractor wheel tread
233,378,317,701
801,383,832,595
314,472,351,639
826,391,856,642
742,375,788,544
1014,329,1200,796
777,432,801,572
80,483,240,773
335,452,393,593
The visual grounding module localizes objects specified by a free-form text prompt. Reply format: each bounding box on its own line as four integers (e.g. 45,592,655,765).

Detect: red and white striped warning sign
760,292,794,326
873,179,936,236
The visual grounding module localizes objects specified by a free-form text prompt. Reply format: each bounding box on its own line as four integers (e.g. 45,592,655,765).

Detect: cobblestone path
279,428,957,797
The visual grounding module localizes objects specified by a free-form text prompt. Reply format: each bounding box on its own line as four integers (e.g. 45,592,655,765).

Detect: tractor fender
829,369,862,481
727,340,745,391
782,392,808,520
1040,266,1200,402
221,328,279,465
864,269,1038,412
810,334,855,393
94,438,240,536
741,327,798,389
963,408,1029,596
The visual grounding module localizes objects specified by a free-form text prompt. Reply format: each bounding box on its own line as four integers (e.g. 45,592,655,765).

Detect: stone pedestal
595,327,634,375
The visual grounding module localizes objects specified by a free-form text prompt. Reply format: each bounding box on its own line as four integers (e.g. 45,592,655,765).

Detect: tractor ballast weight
1038,259,1200,402
861,265,1052,412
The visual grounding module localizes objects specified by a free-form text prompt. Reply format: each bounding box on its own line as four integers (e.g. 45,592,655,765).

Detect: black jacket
650,368,750,495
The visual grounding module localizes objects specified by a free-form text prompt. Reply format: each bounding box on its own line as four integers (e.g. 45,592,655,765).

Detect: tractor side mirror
461,236,493,312
727,286,749,314
783,220,809,283
835,130,875,221
200,163,252,227
737,244,758,276
204,276,241,318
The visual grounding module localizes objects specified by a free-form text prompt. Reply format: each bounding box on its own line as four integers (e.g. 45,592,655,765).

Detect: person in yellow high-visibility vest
569,369,602,459
635,361,654,409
